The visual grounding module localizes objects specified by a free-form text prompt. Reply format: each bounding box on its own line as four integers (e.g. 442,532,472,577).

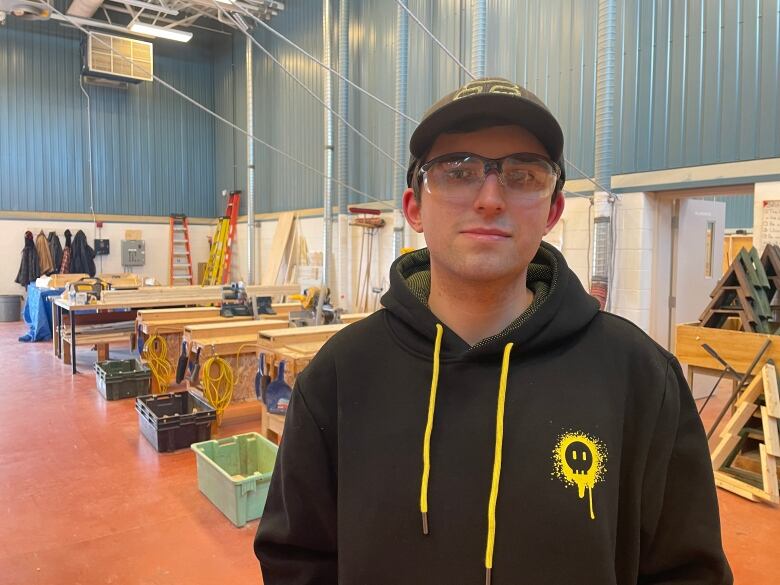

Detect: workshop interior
1,0,779,583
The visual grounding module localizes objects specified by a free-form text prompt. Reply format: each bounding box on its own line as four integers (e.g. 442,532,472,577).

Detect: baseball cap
406,77,566,190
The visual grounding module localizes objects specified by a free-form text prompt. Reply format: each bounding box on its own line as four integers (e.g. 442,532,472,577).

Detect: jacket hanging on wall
47,232,63,274
69,230,96,277
15,231,41,286
60,230,72,274
35,230,55,275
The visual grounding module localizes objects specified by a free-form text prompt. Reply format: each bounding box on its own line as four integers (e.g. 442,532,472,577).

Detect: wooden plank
262,212,296,286
185,319,288,338
259,324,346,343
712,434,746,470
736,373,765,406
764,363,780,418
137,307,221,323
675,323,776,375
341,312,372,324
723,401,760,436
714,472,763,502
140,315,253,336
759,444,780,503
761,406,780,457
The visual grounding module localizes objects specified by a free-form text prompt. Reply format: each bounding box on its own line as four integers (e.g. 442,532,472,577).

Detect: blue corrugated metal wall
6,1,779,216
615,0,780,174
0,18,218,217
698,194,755,229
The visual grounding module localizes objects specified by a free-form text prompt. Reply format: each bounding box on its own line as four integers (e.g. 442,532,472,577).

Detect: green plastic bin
95,359,151,401
191,432,278,527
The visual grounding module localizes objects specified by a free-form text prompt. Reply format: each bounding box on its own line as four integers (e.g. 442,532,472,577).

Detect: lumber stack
101,284,299,306
699,247,774,333
711,361,780,503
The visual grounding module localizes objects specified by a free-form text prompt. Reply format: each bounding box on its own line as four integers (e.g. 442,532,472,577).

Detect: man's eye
446,169,472,179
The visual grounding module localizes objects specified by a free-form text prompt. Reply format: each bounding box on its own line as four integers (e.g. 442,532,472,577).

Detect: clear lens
502,156,558,193
421,153,558,202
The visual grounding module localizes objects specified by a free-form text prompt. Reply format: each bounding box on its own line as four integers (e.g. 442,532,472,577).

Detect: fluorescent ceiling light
129,22,192,42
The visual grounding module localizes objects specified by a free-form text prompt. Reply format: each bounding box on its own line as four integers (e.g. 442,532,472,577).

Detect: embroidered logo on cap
453,78,525,100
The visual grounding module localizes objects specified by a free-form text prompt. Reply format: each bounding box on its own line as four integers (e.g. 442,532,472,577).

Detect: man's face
403,125,565,285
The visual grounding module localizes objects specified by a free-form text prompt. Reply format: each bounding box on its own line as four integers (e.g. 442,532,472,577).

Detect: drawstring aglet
485,568,492,585
421,512,429,535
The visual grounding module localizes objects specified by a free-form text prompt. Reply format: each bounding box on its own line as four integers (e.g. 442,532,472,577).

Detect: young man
255,77,732,585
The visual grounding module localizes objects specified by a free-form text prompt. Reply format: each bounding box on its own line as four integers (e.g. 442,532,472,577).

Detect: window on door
704,221,715,278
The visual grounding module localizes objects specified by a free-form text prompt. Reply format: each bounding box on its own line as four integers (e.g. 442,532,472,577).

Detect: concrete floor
0,321,778,584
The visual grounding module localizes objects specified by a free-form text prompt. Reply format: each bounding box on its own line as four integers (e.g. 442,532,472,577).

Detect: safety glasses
417,152,561,203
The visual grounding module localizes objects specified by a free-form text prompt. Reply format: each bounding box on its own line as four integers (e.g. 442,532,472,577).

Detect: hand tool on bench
175,340,188,384
264,360,292,414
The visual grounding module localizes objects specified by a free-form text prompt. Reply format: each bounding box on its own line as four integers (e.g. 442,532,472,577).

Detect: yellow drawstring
484,342,514,585
420,323,444,535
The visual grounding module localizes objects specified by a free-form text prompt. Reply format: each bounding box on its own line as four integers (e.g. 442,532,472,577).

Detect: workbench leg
70,310,77,374
56,304,63,359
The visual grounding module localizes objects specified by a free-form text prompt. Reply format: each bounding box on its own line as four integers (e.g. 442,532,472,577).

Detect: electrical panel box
121,240,146,267
94,239,110,256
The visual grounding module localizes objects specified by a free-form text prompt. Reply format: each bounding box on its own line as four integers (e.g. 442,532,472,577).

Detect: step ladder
221,191,240,284
201,191,240,285
169,214,194,286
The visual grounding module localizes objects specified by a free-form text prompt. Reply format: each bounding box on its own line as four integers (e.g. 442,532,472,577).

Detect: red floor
1,322,778,583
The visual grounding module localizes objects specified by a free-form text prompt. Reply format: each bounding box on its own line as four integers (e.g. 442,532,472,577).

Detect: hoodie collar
380,241,600,359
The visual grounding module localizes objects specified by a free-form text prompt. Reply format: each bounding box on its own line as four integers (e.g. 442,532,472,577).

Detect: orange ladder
221,191,241,284
169,214,194,286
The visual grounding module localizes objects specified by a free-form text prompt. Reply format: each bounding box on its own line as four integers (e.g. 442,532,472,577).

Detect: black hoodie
255,242,732,585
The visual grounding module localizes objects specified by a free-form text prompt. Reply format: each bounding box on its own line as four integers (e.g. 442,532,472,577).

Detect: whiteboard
760,200,780,248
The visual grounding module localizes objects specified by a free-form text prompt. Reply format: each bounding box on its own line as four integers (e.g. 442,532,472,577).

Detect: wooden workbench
675,322,779,378
257,323,348,348
53,284,298,374
184,320,289,405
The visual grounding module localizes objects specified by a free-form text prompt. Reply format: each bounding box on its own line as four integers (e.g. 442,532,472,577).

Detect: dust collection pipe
594,0,616,193
471,0,486,77
337,0,351,308
246,34,256,284
592,0,617,310
322,0,334,292
392,0,409,257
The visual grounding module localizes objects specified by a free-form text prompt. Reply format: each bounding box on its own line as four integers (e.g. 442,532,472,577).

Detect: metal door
671,198,726,398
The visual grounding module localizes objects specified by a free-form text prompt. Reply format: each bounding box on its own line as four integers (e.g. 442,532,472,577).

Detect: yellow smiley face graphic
552,432,607,520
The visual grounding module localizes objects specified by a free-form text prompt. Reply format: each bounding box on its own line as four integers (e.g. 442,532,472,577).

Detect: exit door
671,198,726,398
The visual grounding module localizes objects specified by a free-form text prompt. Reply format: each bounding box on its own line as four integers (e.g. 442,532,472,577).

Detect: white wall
3,219,213,295
4,197,657,333
609,193,655,332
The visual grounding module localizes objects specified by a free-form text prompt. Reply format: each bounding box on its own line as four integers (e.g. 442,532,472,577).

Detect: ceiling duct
66,0,104,18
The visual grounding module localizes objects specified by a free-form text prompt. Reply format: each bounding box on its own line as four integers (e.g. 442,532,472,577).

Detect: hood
380,241,600,359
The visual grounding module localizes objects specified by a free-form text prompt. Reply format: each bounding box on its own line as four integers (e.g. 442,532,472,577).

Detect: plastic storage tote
191,432,278,527
136,391,216,452
95,359,151,401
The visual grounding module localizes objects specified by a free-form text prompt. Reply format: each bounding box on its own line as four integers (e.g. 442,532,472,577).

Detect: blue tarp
19,284,65,342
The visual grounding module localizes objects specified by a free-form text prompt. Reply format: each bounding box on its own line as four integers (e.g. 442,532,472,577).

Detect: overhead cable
235,6,420,126
218,1,405,171
393,0,476,81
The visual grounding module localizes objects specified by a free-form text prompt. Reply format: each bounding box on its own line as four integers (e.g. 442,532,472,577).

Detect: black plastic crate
95,359,151,401
135,391,216,453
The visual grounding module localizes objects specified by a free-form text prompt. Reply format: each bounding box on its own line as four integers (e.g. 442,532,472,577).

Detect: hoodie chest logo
552,431,608,520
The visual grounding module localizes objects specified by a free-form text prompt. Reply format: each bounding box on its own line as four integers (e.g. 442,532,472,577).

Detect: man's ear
543,192,566,236
403,188,424,233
